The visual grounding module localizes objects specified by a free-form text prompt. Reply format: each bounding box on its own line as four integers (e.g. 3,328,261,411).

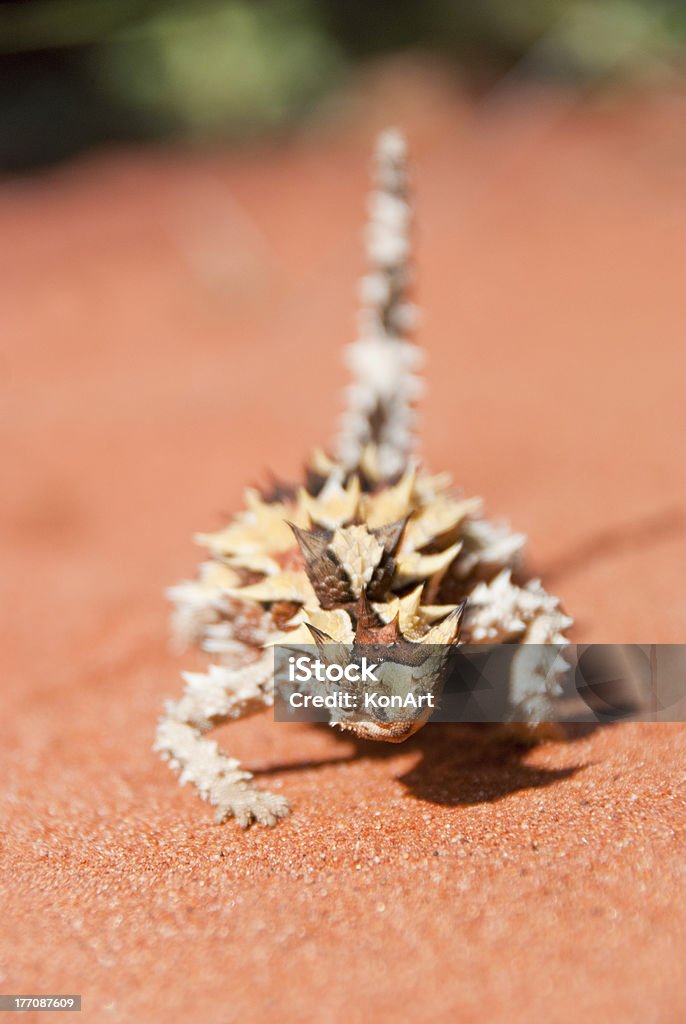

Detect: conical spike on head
366,516,409,601
287,521,332,562
371,516,409,557
287,521,355,610
355,610,404,646
352,589,379,632
306,623,335,649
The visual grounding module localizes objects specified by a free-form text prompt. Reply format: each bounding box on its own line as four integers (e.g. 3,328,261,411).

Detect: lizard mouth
336,719,426,743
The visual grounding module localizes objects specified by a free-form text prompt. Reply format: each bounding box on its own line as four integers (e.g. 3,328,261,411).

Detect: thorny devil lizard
155,130,572,827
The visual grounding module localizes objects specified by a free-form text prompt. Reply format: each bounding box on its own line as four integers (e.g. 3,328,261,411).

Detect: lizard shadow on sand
253,723,596,808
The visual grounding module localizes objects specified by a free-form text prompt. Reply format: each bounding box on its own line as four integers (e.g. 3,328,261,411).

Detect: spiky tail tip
335,129,423,482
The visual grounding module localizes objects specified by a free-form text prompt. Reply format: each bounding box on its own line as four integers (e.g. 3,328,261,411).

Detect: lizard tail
334,129,423,480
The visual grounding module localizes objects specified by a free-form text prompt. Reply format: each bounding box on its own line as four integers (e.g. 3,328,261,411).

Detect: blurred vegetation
0,0,684,170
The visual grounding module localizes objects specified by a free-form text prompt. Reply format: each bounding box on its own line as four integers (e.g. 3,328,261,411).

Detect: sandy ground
2,71,686,1022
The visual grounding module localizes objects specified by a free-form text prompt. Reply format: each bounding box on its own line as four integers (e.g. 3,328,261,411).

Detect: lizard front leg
154,651,291,828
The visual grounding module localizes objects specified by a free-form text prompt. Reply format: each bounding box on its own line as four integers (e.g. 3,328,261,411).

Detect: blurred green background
1,0,684,171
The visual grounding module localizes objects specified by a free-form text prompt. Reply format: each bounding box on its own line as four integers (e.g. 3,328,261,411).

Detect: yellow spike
226,571,316,605
359,443,381,482
309,447,339,476
303,607,355,643
421,603,461,623
199,562,242,589
372,592,424,640
419,606,464,645
196,486,308,555
373,585,458,640
195,516,295,555
405,496,482,551
263,623,314,648
394,542,462,585
225,553,281,576
363,467,417,528
296,473,360,528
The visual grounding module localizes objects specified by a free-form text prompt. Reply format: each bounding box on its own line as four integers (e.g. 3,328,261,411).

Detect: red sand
2,73,686,1022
